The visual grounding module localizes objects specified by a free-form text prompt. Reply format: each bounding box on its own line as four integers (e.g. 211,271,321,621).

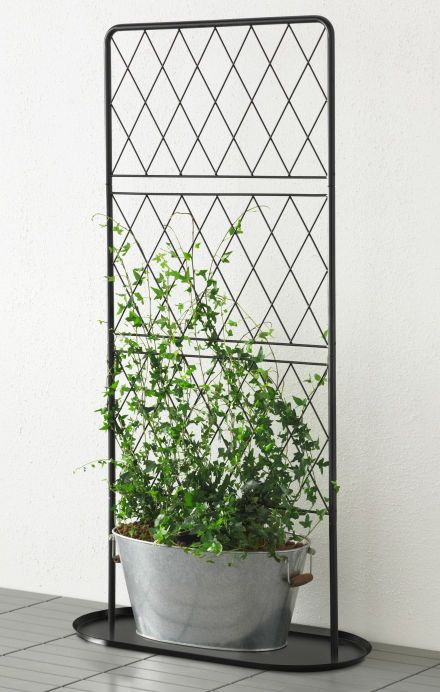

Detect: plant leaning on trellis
99,211,329,558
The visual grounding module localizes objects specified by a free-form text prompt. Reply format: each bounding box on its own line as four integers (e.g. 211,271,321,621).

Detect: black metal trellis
73,15,371,671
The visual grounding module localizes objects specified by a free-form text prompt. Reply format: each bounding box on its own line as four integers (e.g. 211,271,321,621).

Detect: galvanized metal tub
114,529,311,651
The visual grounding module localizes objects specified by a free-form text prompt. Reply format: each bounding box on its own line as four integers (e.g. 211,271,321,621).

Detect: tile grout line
0,596,61,616
1,603,112,658
3,639,439,692
57,662,265,692
371,642,440,660
2,590,439,692
0,596,68,660
2,625,266,692
1,631,85,658
209,670,265,692
1,640,438,692
0,638,155,692
40,652,217,692
371,660,440,691
207,655,440,692
2,619,439,689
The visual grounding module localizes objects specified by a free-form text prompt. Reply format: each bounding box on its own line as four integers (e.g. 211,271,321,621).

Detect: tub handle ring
109,534,121,564
290,573,313,587
285,545,315,588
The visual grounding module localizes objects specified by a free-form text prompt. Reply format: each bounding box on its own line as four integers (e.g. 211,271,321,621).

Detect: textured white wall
1,0,439,650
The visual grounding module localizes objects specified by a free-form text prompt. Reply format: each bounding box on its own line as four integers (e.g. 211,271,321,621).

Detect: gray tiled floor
0,589,438,692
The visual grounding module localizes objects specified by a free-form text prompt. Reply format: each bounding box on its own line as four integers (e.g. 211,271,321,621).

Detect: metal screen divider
72,15,372,671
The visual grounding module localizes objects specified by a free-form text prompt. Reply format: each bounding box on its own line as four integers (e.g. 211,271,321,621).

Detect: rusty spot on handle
290,573,313,587
113,554,121,564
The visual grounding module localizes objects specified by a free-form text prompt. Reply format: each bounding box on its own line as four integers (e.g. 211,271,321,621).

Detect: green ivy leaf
126,310,142,327
95,213,328,557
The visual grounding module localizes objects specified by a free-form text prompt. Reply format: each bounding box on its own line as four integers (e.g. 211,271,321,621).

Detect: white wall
1,0,439,651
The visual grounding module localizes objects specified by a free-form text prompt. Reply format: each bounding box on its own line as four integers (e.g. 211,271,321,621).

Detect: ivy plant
98,213,328,557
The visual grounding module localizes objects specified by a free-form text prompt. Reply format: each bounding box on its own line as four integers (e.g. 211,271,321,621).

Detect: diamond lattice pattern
113,193,328,347
110,23,328,177
111,193,330,514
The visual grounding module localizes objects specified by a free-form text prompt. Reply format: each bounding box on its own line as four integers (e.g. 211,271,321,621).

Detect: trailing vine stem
96,210,329,557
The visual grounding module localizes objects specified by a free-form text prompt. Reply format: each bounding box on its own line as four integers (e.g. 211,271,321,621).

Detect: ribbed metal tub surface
114,530,310,651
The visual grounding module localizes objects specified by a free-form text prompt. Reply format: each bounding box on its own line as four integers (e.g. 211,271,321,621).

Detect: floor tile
0,590,55,603
10,609,73,626
49,636,150,661
33,645,146,670
149,654,259,677
369,649,440,668
226,684,344,692
395,665,440,688
130,657,256,684
85,670,209,691
379,679,439,692
3,652,99,680
0,662,73,686
0,615,67,638
416,664,440,677
0,634,38,650
68,676,203,692
64,685,139,692
105,664,213,689
0,598,57,616
5,649,122,676
372,642,440,661
231,676,363,691
234,662,409,692
0,631,59,649
0,588,439,692
357,656,431,676
0,677,49,692
55,598,105,610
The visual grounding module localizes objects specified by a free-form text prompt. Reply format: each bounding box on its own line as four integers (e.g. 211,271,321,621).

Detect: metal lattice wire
107,19,331,521
109,22,328,178
111,192,330,517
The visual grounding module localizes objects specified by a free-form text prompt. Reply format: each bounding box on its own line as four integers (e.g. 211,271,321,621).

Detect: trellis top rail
106,16,333,182
105,16,334,38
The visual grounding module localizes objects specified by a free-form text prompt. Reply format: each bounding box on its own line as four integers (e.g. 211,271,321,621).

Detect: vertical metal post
326,20,338,661
105,32,116,630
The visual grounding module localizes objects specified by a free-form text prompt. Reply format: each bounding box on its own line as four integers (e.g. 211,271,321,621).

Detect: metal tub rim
112,527,310,557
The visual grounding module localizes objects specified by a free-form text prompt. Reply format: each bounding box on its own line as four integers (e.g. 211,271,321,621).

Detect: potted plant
98,211,328,651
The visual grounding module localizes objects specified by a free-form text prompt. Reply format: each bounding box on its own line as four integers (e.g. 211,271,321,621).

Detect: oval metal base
73,607,371,672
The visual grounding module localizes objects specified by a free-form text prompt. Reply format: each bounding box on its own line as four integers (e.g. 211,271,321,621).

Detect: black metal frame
73,14,371,671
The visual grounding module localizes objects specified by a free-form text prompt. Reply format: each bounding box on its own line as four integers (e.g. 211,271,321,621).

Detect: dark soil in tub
115,522,305,551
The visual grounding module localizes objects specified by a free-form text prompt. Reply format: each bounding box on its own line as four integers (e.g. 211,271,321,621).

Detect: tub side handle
289,573,313,587
285,545,315,587
109,533,121,563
